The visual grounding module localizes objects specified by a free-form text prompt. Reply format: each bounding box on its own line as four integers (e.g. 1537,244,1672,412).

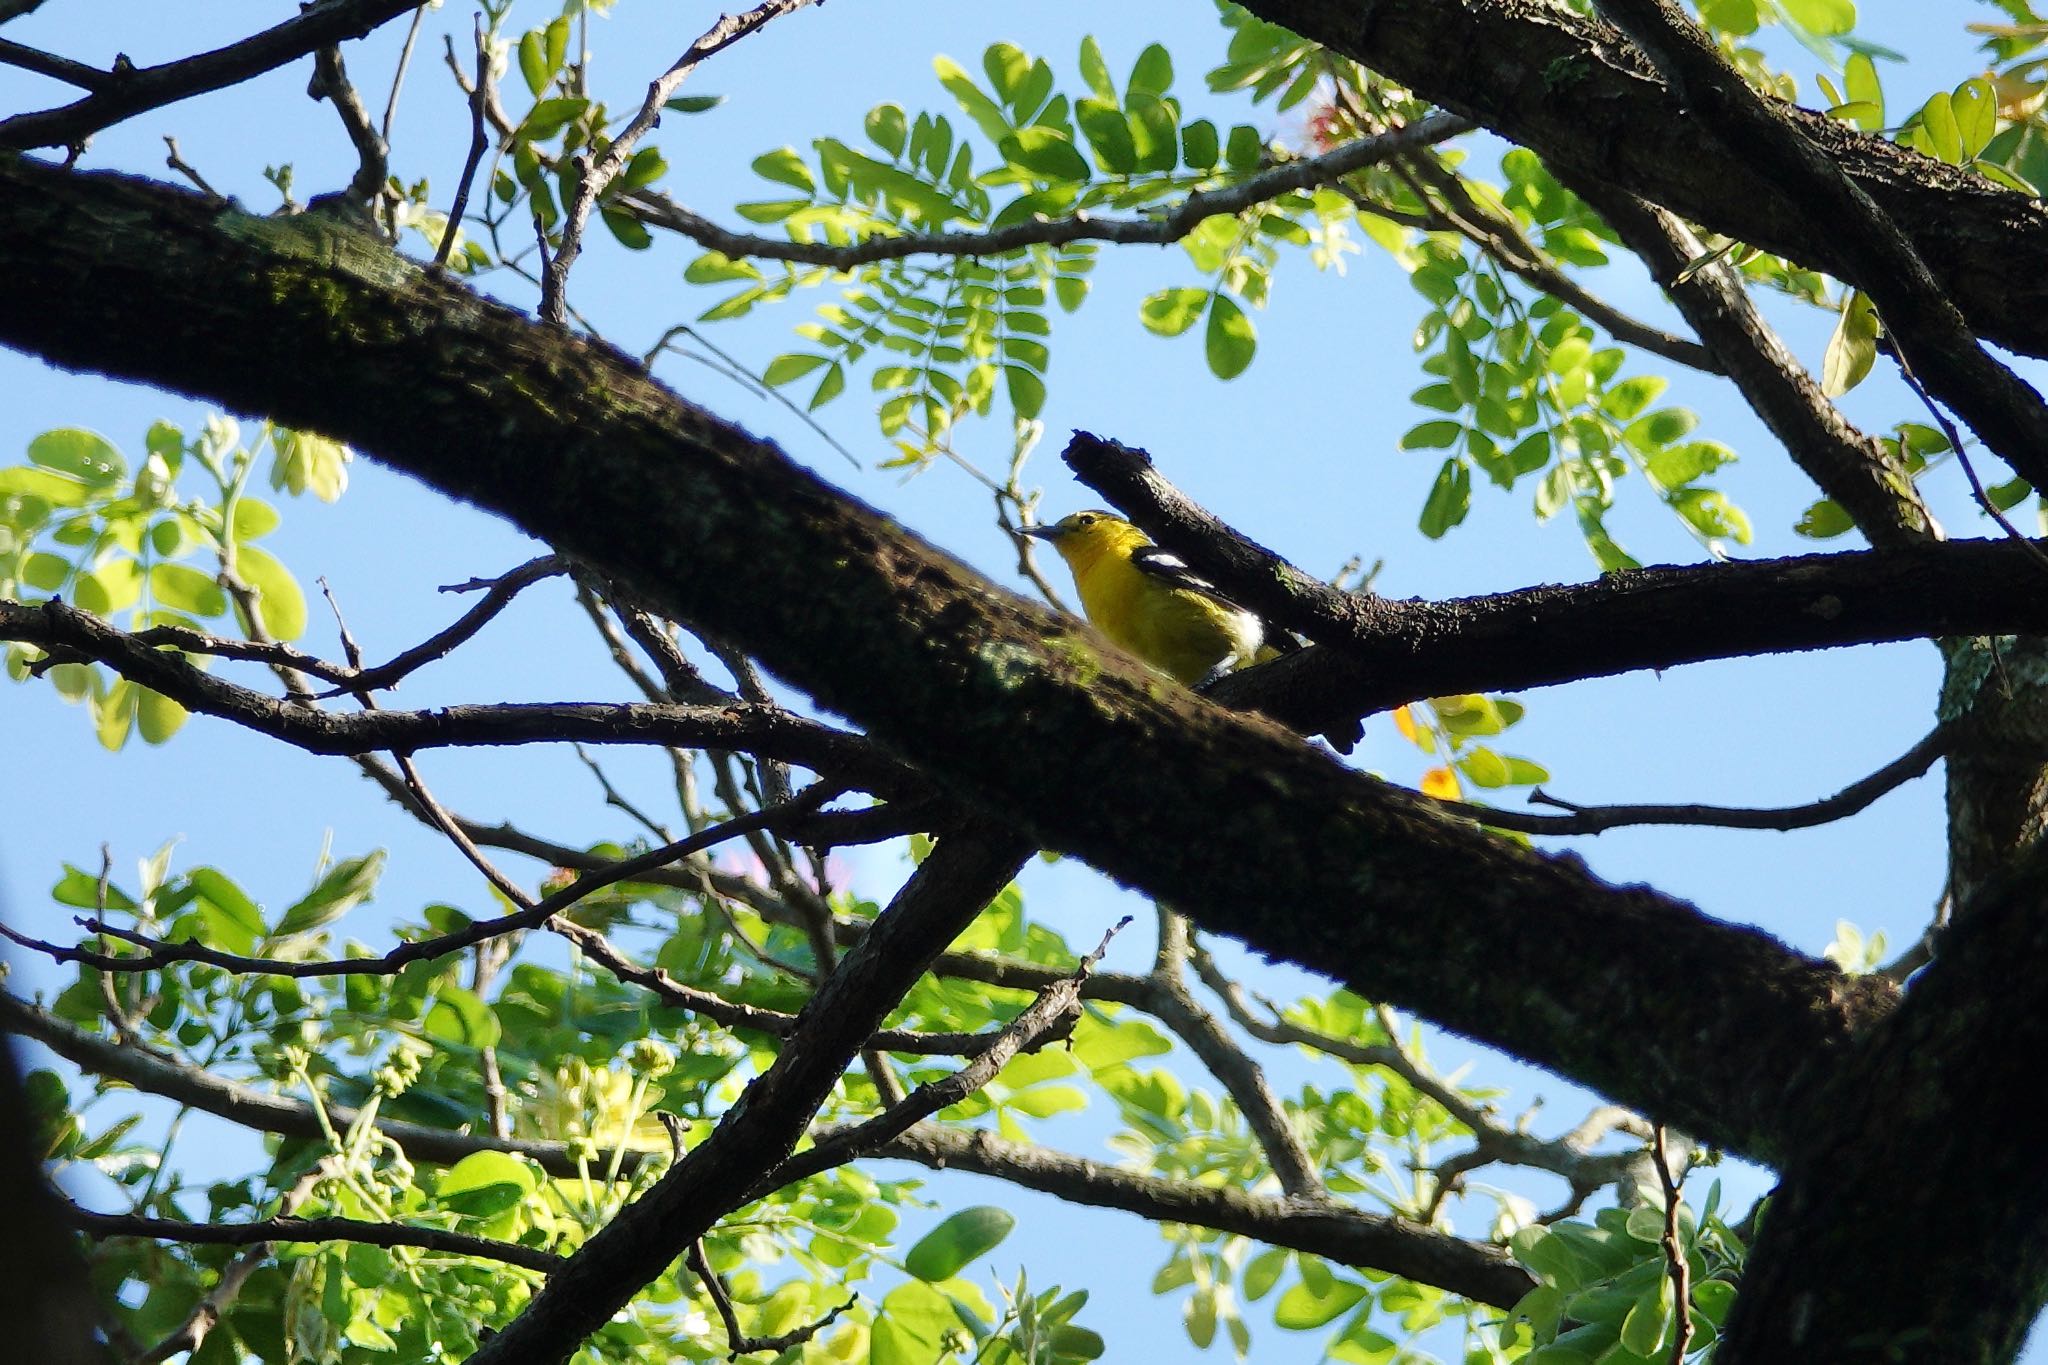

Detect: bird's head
1021,509,1146,565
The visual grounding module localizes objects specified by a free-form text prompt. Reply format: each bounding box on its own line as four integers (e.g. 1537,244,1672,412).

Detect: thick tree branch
1145,915,1322,1197
1234,0,2048,360
0,0,425,150
1591,0,2048,491
0,1036,100,1365
1564,180,1935,549
0,37,115,91
857,1123,1535,1311
0,157,1896,1165
1718,841,2048,1360
1063,434,2048,732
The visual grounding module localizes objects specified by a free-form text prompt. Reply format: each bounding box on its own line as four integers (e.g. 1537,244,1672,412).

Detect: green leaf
522,97,588,140
1918,92,1962,165
904,1207,1016,1281
685,257,762,294
232,497,281,541
275,851,384,939
1139,287,1207,337
763,353,831,387
1795,497,1854,539
426,985,502,1048
52,864,137,911
438,1150,536,1217
865,102,908,157
662,93,724,115
149,563,227,618
1225,123,1265,173
602,203,656,248
1180,118,1218,170
1458,746,1512,788
1125,94,1179,173
1078,35,1115,101
1002,126,1090,182
1243,1247,1289,1301
1273,1276,1366,1330
1954,78,1997,161
29,429,124,487
1843,51,1884,131
1779,0,1855,35
1601,375,1666,422
135,687,188,745
1401,420,1462,451
874,1281,954,1365
1692,1278,1738,1327
1419,457,1472,538
1128,43,1173,98
1673,487,1753,544
934,55,1013,144
235,543,307,640
1006,365,1046,419
22,551,66,591
1075,98,1137,174
95,677,137,751
1204,295,1256,379
810,362,846,411
982,42,1031,102
1183,1287,1216,1347
190,868,264,942
1821,290,1879,397
1619,1277,1673,1356
517,29,550,97
751,147,815,192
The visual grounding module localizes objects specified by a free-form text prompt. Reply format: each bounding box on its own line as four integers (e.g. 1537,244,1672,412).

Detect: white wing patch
1129,545,1244,609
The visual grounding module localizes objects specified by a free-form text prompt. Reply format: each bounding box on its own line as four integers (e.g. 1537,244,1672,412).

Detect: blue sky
0,1,2031,1360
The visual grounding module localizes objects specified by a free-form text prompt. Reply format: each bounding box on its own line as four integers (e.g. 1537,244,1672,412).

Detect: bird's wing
1129,545,1300,654
1129,545,1248,610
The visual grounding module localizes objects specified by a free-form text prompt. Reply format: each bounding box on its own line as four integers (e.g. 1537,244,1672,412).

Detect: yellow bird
1024,510,1273,687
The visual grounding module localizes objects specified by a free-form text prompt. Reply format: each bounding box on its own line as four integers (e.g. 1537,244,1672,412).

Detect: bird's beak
1020,524,1057,541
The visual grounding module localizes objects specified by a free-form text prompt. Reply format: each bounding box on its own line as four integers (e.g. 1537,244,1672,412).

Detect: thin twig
687,1239,856,1359
160,137,226,205
73,1205,564,1275
1893,354,2048,576
1441,725,1950,835
313,554,564,695
542,0,822,323
437,14,492,269
1652,1125,1694,1364
0,0,427,150
309,41,388,205
614,113,1472,273
756,915,1132,1194
1,793,834,980
379,2,426,141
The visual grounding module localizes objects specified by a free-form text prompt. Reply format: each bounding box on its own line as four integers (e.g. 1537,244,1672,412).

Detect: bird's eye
1075,513,1095,526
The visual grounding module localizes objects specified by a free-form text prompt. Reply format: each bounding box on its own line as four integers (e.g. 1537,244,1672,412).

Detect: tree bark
1237,0,2048,360
0,158,1897,1164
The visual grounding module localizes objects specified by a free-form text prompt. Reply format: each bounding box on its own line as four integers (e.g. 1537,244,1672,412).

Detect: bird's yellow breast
1064,536,1261,686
